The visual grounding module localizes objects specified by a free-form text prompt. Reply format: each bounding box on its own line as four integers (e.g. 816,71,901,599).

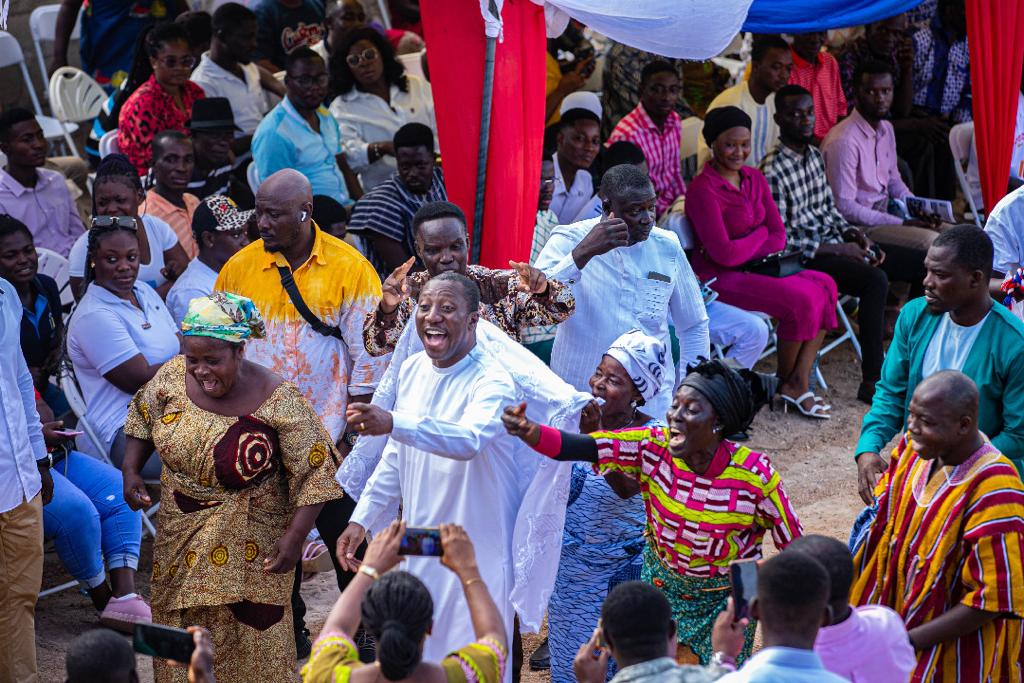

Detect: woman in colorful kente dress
546,329,667,683
122,293,343,683
502,359,803,665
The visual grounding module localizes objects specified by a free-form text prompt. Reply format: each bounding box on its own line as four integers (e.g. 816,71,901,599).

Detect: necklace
603,406,640,431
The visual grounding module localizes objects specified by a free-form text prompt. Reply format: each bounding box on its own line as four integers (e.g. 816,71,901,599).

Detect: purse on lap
741,249,804,278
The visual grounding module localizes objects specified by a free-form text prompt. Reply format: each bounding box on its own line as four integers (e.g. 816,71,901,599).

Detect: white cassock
339,318,592,662
349,345,522,663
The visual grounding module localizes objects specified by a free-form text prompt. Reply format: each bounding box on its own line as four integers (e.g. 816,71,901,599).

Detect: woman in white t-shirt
328,27,435,192
68,217,181,474
69,154,189,301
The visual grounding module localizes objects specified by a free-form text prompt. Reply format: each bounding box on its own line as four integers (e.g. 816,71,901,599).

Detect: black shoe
728,431,750,442
295,627,312,660
529,638,550,670
857,381,876,405
355,627,376,663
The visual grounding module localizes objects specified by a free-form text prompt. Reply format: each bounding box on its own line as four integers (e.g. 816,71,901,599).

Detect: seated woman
685,106,838,419
122,293,343,683
0,215,67,413
328,26,435,192
303,521,506,683
66,214,181,474
35,393,147,632
547,329,665,683
502,359,803,665
68,155,189,301
117,22,206,176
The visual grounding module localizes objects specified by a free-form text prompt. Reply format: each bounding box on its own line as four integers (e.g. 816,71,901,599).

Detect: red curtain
966,0,1024,211
421,0,547,268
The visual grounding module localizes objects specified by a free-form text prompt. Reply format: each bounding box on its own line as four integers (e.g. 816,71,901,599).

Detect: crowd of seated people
7,1,1024,681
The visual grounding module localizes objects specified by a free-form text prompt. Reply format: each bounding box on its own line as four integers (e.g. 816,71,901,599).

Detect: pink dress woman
685,163,837,342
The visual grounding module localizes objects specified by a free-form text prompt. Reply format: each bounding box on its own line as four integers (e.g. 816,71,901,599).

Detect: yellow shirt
546,52,562,126
215,225,384,442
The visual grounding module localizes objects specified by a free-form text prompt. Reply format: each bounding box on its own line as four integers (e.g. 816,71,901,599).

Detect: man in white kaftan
535,165,710,418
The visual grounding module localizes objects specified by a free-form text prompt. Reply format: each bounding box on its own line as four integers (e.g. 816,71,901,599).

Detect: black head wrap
701,105,753,145
681,359,777,436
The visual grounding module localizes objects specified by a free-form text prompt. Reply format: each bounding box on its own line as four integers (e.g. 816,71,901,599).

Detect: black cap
186,98,241,132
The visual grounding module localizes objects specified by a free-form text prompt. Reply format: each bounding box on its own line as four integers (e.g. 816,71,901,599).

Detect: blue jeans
42,451,143,589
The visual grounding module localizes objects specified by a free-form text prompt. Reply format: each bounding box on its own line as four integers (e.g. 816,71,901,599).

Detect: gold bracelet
463,577,484,588
359,565,381,581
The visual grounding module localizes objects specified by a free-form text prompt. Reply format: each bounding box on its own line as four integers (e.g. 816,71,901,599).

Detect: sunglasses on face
289,74,330,88
91,216,138,230
346,47,379,67
156,55,196,69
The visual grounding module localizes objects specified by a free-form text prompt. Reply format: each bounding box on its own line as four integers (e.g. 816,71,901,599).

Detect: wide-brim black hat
186,97,241,132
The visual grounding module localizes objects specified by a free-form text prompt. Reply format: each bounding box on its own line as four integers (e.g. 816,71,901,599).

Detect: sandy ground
35,344,874,682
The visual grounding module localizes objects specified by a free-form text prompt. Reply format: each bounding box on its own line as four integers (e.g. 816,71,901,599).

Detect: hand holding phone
399,527,443,556
729,559,759,621
134,623,195,664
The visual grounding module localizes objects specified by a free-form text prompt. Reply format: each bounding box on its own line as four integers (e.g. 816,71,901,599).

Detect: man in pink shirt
0,109,85,257
608,60,687,216
790,534,916,682
787,32,846,141
821,59,937,255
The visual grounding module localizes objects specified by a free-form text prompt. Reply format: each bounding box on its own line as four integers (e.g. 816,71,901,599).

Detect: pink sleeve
753,171,788,252
534,425,563,459
685,173,770,267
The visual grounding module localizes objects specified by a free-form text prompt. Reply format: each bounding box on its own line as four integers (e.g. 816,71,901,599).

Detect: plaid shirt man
608,103,687,215
759,142,850,259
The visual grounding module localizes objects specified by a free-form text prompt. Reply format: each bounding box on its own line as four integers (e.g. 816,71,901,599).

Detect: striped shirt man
594,431,802,577
347,167,447,278
608,103,687,215
851,437,1024,681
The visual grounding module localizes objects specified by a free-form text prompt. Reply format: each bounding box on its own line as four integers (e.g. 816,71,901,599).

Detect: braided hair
361,571,433,680
83,154,142,295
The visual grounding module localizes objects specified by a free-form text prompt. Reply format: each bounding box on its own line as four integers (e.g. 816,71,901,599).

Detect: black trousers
896,127,957,200
806,255,889,384
292,495,367,634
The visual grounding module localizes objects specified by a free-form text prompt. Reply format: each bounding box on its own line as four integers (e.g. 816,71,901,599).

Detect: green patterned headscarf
181,292,267,343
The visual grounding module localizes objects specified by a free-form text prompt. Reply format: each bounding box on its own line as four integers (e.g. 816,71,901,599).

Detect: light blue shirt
718,646,848,683
67,281,180,450
166,258,217,325
252,96,349,200
0,277,45,513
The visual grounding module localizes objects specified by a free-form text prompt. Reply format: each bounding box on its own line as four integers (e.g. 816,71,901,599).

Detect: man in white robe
338,271,539,665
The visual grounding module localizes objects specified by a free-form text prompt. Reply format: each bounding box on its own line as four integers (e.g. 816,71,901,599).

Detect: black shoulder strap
276,265,343,339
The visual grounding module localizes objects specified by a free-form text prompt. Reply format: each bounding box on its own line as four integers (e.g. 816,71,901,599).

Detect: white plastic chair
30,4,82,100
34,247,74,310
49,67,105,157
0,31,77,150
98,129,120,158
680,116,704,181
247,162,261,193
949,122,983,227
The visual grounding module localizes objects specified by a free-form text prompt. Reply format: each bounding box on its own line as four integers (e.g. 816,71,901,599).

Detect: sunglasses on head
346,47,379,67
91,216,138,230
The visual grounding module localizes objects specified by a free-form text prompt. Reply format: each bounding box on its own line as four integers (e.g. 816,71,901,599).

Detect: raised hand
381,257,416,314
362,520,405,575
439,524,479,578
572,212,631,269
502,403,541,446
346,403,394,436
508,260,548,294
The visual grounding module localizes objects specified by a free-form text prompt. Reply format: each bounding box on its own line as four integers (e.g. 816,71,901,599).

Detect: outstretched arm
501,403,598,462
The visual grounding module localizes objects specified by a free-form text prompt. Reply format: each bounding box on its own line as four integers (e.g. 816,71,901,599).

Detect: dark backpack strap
276,265,343,339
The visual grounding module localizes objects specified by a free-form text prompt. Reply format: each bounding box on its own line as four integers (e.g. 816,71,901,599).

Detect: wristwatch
341,431,359,447
36,453,53,470
711,651,737,671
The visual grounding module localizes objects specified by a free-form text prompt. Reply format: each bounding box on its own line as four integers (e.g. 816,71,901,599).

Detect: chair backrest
49,67,106,124
397,50,426,82
0,31,44,115
30,5,81,42
35,247,74,309
99,129,120,158
247,162,261,192
949,121,974,166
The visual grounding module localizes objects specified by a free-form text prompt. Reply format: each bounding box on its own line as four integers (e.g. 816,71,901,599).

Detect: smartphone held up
134,623,195,664
729,559,759,621
399,527,443,557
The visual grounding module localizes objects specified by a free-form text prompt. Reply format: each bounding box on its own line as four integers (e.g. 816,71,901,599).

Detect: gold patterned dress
124,356,343,683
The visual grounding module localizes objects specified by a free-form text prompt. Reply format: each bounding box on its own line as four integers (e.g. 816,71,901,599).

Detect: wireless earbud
299,210,309,221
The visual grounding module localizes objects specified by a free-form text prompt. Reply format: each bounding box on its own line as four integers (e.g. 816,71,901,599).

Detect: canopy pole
471,0,499,265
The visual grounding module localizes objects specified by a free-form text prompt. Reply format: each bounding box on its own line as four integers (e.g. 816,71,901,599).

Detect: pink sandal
100,594,152,634
301,541,334,581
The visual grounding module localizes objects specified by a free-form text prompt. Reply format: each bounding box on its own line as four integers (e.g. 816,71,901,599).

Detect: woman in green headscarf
121,292,343,683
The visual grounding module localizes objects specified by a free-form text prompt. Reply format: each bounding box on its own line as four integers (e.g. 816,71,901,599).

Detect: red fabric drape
421,0,546,268
966,0,1024,211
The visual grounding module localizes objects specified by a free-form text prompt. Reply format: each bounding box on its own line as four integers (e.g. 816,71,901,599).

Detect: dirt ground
35,344,873,682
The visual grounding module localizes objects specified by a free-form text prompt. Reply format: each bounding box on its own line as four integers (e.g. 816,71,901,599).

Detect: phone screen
729,559,759,621
399,527,443,556
133,623,195,664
